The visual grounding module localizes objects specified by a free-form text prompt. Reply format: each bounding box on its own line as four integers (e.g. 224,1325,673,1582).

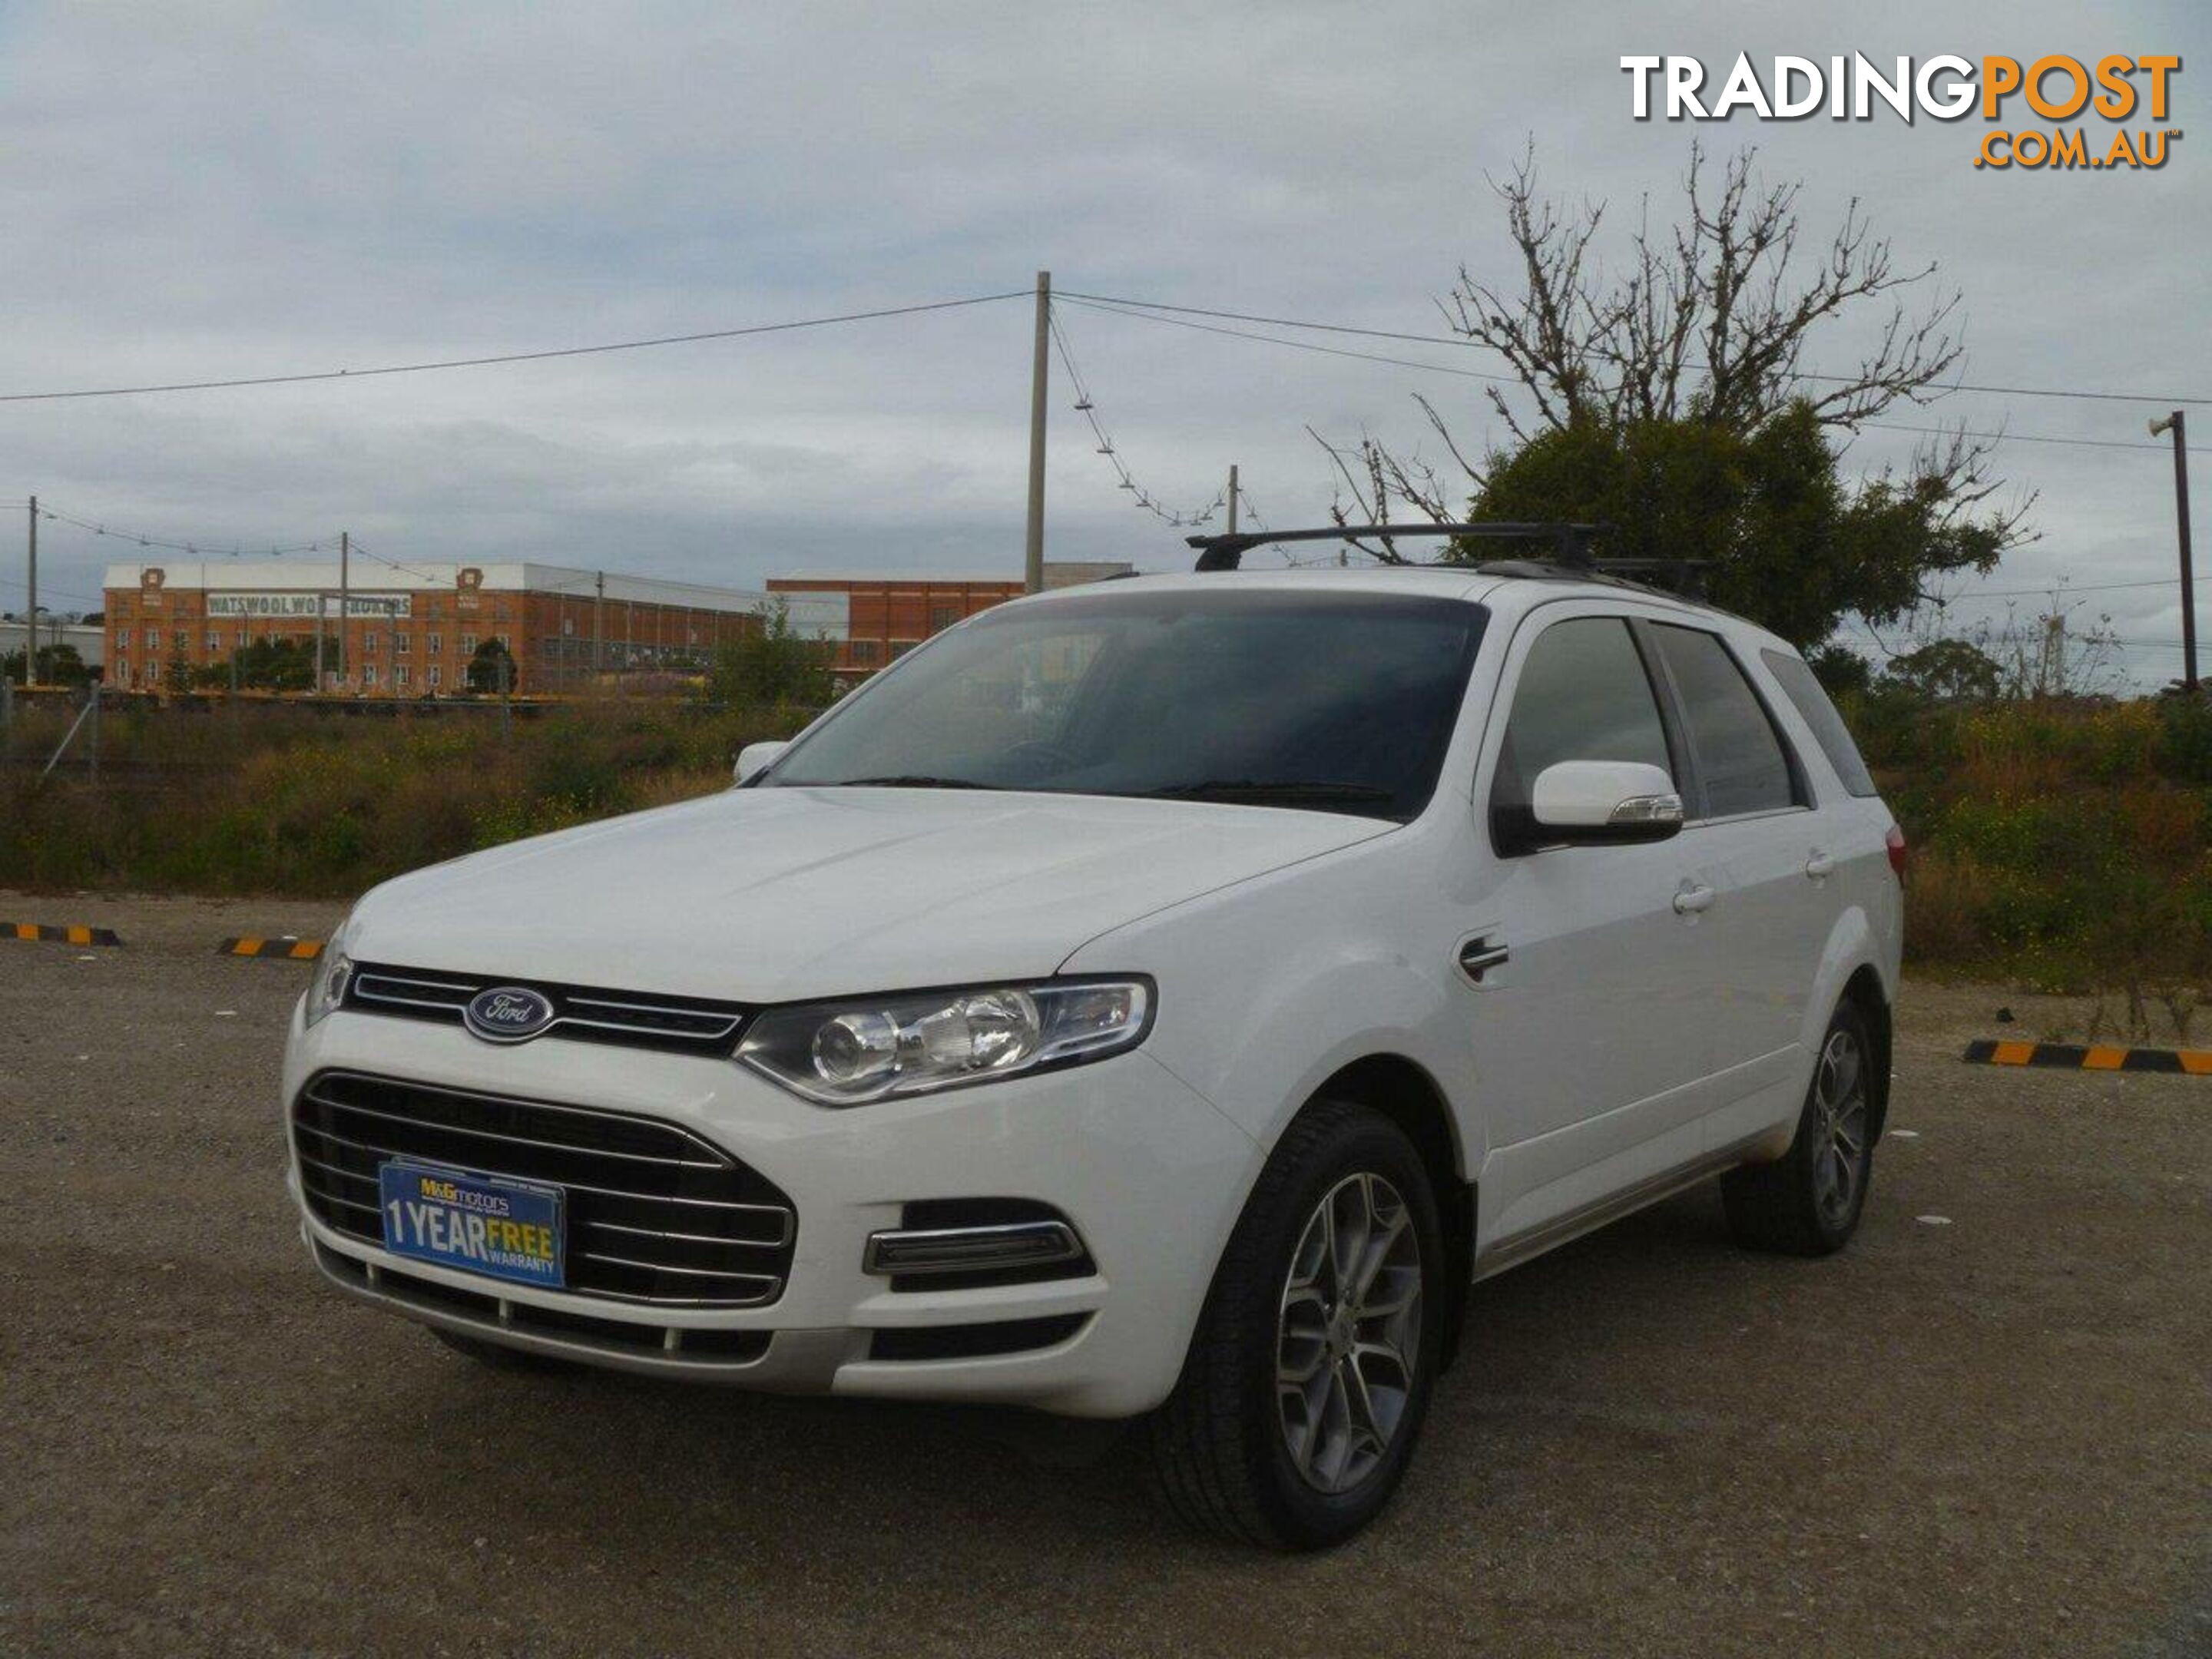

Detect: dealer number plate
377,1160,565,1290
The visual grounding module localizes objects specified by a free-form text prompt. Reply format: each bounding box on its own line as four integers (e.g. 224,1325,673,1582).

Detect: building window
204,631,219,652
395,634,412,655
174,630,188,654
428,632,442,655
460,633,478,655
849,640,881,665
362,664,378,687
394,664,410,688
115,657,128,681
889,640,919,659
143,628,157,649
929,604,961,634
363,632,379,654
427,664,442,690
497,633,512,649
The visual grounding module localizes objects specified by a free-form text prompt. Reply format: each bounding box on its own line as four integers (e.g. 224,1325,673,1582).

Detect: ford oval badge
464,985,557,1044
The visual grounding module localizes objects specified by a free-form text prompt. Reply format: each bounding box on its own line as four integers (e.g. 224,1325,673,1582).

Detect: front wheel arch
1305,1055,1473,1368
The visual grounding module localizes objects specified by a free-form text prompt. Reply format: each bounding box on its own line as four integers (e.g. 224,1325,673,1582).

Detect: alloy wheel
1810,1025,1870,1229
1276,1171,1423,1495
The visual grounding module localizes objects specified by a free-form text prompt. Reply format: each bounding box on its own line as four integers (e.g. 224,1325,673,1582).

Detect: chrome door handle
1457,936,1510,984
1804,850,1836,879
1672,883,1716,916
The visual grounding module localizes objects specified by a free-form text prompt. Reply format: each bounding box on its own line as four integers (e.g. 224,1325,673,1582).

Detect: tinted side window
1649,625,1797,817
1761,649,1879,797
1492,618,1671,836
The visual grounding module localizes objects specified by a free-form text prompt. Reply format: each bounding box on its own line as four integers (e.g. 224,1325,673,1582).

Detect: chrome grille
346,964,748,1054
292,1071,795,1307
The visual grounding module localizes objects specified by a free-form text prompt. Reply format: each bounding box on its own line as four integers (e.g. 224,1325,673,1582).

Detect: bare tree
1320,141,2032,565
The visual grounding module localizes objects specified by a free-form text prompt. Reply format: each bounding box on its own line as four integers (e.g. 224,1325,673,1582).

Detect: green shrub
0,700,813,899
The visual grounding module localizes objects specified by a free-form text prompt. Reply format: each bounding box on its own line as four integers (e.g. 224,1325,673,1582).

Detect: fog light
862,1220,1085,1277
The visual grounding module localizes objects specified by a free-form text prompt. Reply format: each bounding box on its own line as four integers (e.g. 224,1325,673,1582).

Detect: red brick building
767,563,1134,685
101,561,768,695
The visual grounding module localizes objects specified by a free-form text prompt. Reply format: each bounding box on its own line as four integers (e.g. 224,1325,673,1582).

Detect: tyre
429,1327,577,1374
1722,999,1876,1256
1148,1100,1444,1550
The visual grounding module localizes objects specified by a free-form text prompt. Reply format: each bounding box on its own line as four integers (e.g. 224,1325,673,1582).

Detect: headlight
737,979,1151,1106
303,917,356,1028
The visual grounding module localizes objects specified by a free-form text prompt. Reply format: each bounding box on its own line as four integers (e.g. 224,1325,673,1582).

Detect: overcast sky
1,2,2204,681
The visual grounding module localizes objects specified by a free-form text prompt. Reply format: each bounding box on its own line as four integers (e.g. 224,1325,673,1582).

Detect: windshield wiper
1141,780,1399,807
829,775,1002,790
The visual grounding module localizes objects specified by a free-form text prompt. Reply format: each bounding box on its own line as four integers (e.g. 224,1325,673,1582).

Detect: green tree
1,642,90,686
1316,142,2028,648
194,635,317,691
1882,637,2002,703
1463,403,2007,647
707,601,834,706
466,637,518,694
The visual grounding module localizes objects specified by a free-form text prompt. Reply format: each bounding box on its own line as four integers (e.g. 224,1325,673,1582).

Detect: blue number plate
378,1159,565,1290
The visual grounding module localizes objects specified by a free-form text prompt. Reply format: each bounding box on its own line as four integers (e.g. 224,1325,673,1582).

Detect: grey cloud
0,0,2204,677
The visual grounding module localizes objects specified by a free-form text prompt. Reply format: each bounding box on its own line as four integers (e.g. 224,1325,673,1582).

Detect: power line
0,291,1030,404
341,539,445,584
1048,306,1226,528
1060,290,2210,409
1061,297,2172,457
1061,295,1515,386
1864,423,2164,453
1940,576,2177,601
34,499,330,557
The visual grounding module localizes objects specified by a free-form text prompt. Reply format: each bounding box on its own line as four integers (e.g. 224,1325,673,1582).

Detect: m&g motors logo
1621,54,2181,170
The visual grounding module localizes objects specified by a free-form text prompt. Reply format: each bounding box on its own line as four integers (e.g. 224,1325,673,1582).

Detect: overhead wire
1048,305,1227,528
0,290,1031,403
1058,297,2172,455
1058,290,2210,409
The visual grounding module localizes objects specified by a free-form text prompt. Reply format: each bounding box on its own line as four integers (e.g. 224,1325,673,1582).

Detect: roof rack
1188,522,1606,571
1184,522,1710,601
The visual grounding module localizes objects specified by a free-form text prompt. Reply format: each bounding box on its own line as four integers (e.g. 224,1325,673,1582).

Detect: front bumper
283,1002,1260,1418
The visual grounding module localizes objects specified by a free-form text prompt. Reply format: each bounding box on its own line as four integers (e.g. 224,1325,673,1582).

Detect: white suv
284,555,1902,1548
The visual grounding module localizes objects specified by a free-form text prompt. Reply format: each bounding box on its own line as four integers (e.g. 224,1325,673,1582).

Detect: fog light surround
862,1220,1087,1277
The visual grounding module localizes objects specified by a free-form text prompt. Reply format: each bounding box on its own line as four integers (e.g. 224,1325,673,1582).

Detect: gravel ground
2,891,2207,1658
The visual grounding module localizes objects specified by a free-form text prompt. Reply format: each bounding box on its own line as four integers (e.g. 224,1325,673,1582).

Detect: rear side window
1760,649,1879,797
1648,625,1798,818
1492,618,1673,830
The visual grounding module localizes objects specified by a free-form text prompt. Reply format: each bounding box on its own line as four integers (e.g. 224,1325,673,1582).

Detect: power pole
24,495,36,688
2151,411,2196,693
337,531,349,691
1024,270,1051,594
313,591,325,691
594,571,605,681
1226,465,1239,536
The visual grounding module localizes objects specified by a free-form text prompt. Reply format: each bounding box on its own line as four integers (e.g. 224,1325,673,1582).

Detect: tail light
1885,823,1909,879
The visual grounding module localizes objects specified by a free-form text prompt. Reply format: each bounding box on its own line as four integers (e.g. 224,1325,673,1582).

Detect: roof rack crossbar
1187,522,1608,572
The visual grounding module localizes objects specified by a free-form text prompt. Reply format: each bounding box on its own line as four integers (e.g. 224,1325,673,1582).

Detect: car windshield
762,586,1488,820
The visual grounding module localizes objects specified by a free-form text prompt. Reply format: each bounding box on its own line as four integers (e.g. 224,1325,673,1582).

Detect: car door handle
1804,850,1836,880
1457,936,1510,984
1672,883,1716,916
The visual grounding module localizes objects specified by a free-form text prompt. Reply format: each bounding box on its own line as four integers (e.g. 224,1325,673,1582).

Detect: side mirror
1525,760,1683,846
734,740,789,784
